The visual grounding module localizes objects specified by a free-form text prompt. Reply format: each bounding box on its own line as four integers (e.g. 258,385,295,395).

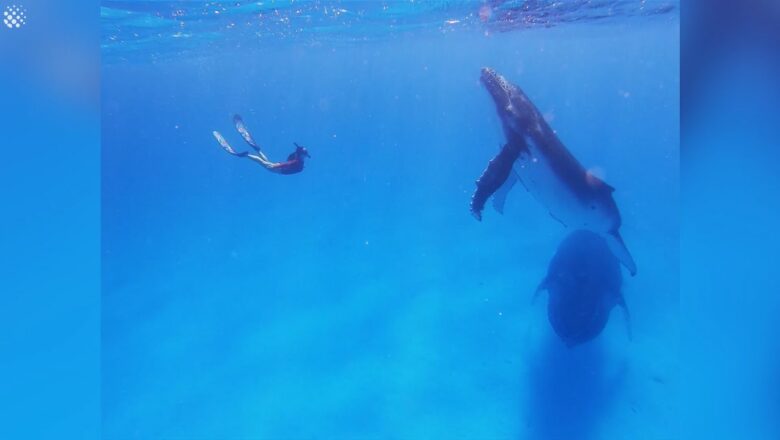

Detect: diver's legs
246,154,281,172
214,129,279,171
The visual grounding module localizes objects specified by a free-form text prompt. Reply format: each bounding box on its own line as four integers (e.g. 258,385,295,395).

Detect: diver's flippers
605,230,637,276
213,131,247,157
492,171,518,215
617,294,632,342
233,114,261,152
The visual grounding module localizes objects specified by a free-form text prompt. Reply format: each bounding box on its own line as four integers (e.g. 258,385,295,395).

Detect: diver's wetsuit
275,152,306,175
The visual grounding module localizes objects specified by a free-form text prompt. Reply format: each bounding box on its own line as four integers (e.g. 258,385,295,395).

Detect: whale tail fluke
605,230,637,276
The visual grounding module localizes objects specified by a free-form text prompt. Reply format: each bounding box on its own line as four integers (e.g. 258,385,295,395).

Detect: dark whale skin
539,229,624,347
470,142,522,220
474,67,637,276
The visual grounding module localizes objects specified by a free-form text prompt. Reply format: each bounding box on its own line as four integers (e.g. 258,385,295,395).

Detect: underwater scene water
101,1,679,438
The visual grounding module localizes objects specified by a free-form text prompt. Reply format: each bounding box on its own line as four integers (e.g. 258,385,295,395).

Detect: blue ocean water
682,19,780,437
0,1,99,437
101,1,679,438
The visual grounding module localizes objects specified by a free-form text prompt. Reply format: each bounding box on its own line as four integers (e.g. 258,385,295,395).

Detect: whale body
471,68,637,276
537,229,630,347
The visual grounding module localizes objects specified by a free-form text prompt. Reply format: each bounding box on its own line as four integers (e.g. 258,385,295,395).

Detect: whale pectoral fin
492,171,518,215
532,278,548,305
605,230,637,276
469,143,520,221
516,174,530,192
617,294,632,342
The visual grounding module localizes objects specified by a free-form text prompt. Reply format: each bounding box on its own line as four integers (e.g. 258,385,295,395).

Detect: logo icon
3,4,26,29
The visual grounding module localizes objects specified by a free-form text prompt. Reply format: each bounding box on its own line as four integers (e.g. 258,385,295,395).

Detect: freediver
212,114,310,175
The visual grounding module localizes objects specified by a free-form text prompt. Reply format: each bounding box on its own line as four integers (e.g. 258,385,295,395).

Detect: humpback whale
471,68,637,276
537,229,630,347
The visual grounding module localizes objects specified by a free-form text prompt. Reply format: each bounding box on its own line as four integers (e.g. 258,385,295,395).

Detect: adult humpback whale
471,68,637,276
537,229,630,347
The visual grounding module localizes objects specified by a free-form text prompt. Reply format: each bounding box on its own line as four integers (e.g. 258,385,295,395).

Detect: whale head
480,67,536,137
480,68,514,105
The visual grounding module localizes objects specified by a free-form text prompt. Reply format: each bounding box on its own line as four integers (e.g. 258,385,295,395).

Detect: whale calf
471,68,637,276
537,229,630,347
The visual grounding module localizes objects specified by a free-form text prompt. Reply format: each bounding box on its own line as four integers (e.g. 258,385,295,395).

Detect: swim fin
233,115,261,150
213,131,247,157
